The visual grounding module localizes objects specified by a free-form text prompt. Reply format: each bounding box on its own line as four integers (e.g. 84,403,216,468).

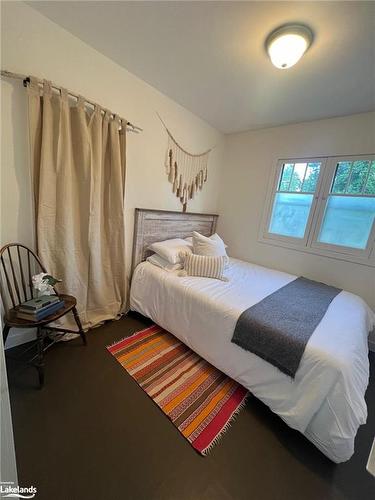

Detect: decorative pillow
147,254,182,272
181,254,228,281
147,238,192,264
191,231,228,257
185,234,228,248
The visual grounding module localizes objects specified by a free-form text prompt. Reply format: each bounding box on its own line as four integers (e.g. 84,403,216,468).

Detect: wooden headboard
131,208,218,273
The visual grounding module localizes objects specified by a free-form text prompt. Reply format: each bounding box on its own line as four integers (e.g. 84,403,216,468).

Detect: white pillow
210,233,229,249
185,235,228,248
191,232,228,257
147,254,182,272
148,238,192,264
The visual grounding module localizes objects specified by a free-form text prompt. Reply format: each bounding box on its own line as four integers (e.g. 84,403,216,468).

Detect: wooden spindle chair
0,243,86,387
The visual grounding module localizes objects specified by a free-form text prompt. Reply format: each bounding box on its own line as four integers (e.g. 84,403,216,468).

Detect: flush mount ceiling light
266,24,313,69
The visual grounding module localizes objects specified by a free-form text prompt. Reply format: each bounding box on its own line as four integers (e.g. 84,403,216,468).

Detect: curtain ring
77,95,85,109
120,118,128,134
60,88,69,101
27,76,41,95
43,80,52,96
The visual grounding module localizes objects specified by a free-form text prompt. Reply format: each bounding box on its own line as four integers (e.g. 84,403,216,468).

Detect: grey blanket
231,277,341,378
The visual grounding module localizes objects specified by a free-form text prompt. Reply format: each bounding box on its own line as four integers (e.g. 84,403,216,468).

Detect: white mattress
130,257,374,462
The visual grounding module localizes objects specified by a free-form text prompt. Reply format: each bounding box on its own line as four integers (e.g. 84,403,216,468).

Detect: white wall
218,112,375,315
1,2,224,346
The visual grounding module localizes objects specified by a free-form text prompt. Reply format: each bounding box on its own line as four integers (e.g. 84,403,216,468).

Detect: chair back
0,243,48,312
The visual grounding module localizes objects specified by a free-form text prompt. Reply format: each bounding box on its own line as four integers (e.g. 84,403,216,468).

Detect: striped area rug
107,324,248,455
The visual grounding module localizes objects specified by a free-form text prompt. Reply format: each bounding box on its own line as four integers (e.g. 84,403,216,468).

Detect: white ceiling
28,1,375,133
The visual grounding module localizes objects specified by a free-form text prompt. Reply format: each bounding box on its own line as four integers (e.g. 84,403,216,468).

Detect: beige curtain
27,79,127,330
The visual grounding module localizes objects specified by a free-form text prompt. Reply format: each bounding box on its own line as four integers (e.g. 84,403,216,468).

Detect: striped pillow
182,254,228,281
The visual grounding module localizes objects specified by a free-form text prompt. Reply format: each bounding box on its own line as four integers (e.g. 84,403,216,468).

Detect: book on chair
18,295,60,312
16,299,65,321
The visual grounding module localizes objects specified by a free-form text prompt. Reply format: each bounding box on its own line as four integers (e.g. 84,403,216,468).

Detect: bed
129,209,375,463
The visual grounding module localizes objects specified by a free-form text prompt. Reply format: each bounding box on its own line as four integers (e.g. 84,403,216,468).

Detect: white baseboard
5,328,36,350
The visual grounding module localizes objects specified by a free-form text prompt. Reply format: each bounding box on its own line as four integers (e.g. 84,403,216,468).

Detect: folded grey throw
231,277,342,378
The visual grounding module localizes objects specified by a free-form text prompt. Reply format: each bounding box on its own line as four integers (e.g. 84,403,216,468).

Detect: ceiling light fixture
266,24,313,70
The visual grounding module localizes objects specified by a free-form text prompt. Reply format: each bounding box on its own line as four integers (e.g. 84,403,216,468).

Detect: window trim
261,157,327,247
259,154,375,267
310,155,375,259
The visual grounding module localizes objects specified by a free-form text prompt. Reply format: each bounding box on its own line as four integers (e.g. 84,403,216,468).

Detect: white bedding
130,257,374,462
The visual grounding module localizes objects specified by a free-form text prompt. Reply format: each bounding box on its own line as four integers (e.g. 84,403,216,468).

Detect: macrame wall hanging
158,114,212,212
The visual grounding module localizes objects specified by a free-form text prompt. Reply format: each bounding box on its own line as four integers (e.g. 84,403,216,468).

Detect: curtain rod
1,70,143,133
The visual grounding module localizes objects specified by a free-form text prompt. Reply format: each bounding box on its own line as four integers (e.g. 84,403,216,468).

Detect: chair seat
5,294,77,328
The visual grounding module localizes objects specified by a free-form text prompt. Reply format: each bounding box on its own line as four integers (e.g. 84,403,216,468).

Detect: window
268,161,321,240
261,155,375,265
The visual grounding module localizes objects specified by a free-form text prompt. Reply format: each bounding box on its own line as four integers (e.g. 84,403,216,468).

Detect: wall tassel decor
158,114,212,212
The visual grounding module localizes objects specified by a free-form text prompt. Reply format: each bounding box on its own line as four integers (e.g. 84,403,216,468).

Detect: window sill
258,235,375,268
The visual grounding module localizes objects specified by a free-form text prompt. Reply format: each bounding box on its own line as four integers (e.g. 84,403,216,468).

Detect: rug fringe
106,324,158,349
200,394,249,456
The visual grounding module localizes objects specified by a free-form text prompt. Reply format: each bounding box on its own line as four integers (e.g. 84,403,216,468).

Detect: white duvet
130,258,374,462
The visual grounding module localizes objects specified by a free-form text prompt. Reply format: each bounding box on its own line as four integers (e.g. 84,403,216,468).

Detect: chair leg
72,306,86,345
2,324,10,344
36,327,45,389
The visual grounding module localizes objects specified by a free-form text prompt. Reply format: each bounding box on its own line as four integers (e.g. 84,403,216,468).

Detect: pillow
147,238,192,264
147,254,182,272
192,231,227,257
185,234,228,248
181,254,228,281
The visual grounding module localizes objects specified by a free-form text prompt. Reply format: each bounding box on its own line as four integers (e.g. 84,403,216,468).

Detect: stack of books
16,295,65,321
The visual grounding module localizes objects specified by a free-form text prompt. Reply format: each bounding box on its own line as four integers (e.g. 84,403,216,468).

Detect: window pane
269,193,313,238
347,160,370,194
318,196,375,249
331,162,351,194
289,163,306,192
279,163,294,191
302,162,320,192
364,161,375,195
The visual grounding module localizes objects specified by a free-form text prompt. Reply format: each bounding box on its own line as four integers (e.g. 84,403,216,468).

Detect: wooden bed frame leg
72,306,87,345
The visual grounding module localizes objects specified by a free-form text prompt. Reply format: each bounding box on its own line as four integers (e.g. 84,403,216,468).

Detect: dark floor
6,313,375,500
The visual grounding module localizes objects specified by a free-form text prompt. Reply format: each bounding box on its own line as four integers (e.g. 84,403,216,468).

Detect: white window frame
259,154,375,267
261,157,327,247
